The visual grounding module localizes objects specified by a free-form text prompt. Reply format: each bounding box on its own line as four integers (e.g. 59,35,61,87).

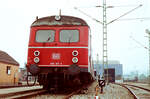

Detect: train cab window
36,30,55,42
59,30,79,42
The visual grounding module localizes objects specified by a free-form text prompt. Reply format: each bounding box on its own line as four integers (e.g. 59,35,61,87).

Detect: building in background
0,50,19,85
94,60,123,82
19,68,27,81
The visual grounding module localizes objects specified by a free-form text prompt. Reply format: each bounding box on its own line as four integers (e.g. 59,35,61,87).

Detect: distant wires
117,17,150,21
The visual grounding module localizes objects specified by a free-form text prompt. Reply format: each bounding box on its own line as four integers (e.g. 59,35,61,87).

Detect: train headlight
34,57,40,63
72,50,78,56
34,50,40,56
72,57,78,63
55,15,61,21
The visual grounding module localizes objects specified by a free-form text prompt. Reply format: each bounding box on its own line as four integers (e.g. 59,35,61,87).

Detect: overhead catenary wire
75,4,138,8
75,4,143,25
107,4,142,25
117,17,150,21
106,4,143,8
129,35,148,50
74,7,103,24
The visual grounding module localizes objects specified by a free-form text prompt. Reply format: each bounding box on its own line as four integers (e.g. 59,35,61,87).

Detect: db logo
52,53,60,59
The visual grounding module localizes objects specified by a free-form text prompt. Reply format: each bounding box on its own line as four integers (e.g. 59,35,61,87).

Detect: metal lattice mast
74,1,142,85
102,0,108,83
149,32,150,86
146,29,150,86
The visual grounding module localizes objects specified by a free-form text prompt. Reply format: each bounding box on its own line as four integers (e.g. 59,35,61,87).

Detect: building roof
0,50,19,66
31,15,88,26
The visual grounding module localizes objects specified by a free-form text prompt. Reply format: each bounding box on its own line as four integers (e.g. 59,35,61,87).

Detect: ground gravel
30,82,134,99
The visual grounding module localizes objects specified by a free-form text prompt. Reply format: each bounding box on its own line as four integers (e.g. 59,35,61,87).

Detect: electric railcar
26,15,94,90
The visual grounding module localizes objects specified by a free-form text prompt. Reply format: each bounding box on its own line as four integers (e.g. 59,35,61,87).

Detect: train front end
26,16,93,89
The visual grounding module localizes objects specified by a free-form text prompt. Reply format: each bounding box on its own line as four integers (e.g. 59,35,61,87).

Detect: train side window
6,66,11,75
36,30,55,42
59,30,79,42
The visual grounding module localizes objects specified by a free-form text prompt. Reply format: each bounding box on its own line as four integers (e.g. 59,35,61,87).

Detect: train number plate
52,53,60,59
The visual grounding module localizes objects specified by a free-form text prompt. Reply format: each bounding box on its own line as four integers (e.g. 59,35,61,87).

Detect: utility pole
102,0,109,84
101,2,142,84
74,2,142,85
146,29,150,85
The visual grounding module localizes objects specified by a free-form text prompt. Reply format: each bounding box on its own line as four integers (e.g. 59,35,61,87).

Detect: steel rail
114,83,138,99
63,81,94,99
115,83,150,99
123,83,150,92
0,81,94,99
0,88,47,99
0,84,39,89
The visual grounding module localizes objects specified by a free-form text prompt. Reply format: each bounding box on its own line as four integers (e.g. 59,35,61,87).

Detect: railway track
63,82,93,99
0,88,47,99
0,81,94,99
115,83,150,99
30,81,95,99
0,84,39,89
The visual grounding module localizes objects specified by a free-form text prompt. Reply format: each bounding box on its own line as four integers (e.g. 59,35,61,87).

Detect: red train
26,15,94,90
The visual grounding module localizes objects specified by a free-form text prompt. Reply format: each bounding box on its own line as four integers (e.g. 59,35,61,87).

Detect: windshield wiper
68,36,72,45
46,36,51,42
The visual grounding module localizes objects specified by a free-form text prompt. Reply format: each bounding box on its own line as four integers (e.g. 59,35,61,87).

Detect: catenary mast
102,0,109,83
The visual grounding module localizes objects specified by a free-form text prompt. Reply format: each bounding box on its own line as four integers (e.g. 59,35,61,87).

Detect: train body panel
28,48,88,68
27,26,89,69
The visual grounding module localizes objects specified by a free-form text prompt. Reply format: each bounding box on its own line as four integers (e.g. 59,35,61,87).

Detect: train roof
31,15,88,27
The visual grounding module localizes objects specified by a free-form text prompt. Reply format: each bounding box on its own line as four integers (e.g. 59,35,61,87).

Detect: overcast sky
0,0,150,75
